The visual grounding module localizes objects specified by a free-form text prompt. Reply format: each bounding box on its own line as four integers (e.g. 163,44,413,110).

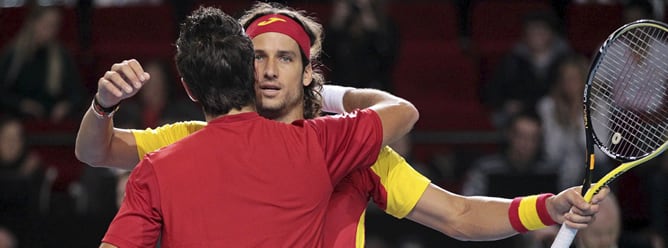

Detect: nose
263,57,278,80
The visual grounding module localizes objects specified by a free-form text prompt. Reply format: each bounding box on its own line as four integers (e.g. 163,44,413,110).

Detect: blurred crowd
0,0,666,247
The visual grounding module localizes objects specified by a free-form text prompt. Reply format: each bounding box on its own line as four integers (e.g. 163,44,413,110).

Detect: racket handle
551,224,578,248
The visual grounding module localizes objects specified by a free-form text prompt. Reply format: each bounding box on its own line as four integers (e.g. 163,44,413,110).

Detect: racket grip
551,224,578,248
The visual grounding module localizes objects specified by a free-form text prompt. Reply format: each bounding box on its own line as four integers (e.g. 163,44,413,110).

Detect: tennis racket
551,19,668,248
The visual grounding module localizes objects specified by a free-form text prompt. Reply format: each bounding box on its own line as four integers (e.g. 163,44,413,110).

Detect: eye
254,54,265,61
279,55,293,63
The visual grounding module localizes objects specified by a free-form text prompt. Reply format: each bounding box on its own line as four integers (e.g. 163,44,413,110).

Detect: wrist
321,85,353,114
508,193,557,233
91,96,120,119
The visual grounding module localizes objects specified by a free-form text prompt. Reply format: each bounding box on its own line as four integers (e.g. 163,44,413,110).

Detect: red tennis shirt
102,110,382,247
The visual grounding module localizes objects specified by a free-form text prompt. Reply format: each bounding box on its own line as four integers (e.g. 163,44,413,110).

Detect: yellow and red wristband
508,193,557,233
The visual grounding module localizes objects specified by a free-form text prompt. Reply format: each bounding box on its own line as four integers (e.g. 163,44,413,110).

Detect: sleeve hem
390,178,431,219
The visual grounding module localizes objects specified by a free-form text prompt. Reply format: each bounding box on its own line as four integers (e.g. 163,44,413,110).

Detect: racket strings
589,24,668,159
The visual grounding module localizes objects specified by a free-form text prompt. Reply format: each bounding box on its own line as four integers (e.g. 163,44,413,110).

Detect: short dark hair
523,10,560,34
175,7,256,116
239,2,324,119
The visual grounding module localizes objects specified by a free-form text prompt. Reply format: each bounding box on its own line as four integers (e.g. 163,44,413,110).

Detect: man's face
252,32,312,120
508,117,542,166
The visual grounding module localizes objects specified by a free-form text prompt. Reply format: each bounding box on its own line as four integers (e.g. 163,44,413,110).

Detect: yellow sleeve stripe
517,195,544,231
355,210,366,248
131,121,206,159
370,146,431,219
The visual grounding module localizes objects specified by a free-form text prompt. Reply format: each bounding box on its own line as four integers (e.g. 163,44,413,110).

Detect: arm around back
74,104,140,170
341,88,419,147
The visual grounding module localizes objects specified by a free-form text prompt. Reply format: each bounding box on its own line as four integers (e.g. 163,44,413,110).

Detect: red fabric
322,167,390,247
509,197,529,233
536,193,557,226
103,110,382,247
324,169,374,247
246,14,311,59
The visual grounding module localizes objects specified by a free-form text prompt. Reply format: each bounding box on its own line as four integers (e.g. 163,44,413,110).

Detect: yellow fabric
518,195,545,230
355,210,366,248
131,121,207,159
370,146,431,219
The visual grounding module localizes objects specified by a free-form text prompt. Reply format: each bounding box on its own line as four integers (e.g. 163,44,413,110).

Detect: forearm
445,196,516,241
322,85,418,146
99,243,118,248
75,102,138,169
407,185,516,241
75,103,114,163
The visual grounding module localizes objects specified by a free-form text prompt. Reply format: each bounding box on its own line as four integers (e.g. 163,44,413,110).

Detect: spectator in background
114,59,202,129
536,54,612,190
461,111,557,197
483,11,570,128
462,111,559,247
0,5,84,123
623,0,656,23
324,0,399,92
0,116,45,247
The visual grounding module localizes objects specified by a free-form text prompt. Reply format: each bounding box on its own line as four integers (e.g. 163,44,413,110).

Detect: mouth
258,84,281,97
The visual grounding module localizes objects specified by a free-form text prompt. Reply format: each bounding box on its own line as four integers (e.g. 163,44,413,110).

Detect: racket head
584,19,668,162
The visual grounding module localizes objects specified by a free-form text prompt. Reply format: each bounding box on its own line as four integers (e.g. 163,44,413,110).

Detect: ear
302,63,313,87
181,78,198,102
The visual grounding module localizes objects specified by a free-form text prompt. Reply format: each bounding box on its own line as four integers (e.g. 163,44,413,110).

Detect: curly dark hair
175,7,256,116
239,2,324,119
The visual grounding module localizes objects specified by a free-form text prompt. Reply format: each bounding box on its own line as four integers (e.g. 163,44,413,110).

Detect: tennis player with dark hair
96,6,418,247
78,3,608,247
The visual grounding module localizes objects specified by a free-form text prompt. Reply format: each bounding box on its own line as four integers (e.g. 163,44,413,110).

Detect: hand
547,186,610,229
96,59,151,108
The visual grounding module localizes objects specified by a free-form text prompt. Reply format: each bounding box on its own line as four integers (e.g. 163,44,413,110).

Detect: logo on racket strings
611,132,622,145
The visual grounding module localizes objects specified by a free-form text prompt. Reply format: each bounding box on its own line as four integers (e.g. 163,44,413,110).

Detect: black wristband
92,96,120,117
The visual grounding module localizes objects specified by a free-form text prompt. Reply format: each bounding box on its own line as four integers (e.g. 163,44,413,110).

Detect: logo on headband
258,17,287,26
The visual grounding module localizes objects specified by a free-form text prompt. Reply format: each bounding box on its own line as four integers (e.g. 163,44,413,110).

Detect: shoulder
135,121,206,134
302,109,380,126
141,126,204,161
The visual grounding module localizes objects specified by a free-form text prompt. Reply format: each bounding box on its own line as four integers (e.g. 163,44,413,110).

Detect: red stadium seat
389,2,459,43
0,7,28,49
33,145,83,192
90,5,176,60
393,41,492,131
566,4,623,56
470,0,551,80
0,7,79,53
89,5,178,82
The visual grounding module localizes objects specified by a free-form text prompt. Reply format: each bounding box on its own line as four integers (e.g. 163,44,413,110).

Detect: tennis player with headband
98,6,419,247
76,2,609,247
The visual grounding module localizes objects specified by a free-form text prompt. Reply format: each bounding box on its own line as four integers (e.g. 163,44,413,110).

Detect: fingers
589,186,610,204
114,63,141,89
554,185,612,230
98,77,123,98
562,213,595,229
97,59,151,106
105,70,134,94
568,187,591,211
